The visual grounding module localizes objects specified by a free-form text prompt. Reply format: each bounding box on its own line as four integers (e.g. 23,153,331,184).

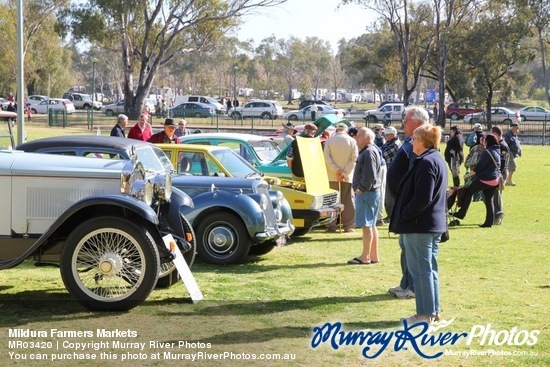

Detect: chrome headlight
153,174,172,203
275,191,284,208
120,160,146,195
259,193,269,211
131,179,154,206
275,208,283,221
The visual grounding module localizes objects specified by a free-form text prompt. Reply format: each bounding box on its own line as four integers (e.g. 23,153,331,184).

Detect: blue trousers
403,233,441,316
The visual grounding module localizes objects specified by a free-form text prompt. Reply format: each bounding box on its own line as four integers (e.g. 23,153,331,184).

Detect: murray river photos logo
310,321,539,359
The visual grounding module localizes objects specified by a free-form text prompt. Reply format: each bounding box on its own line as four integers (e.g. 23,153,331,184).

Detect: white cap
384,126,397,135
473,123,483,131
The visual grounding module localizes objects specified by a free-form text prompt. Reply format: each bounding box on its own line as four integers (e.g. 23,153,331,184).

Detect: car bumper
292,204,343,229
255,220,295,242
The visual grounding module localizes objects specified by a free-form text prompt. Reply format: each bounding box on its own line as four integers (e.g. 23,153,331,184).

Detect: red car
445,103,483,120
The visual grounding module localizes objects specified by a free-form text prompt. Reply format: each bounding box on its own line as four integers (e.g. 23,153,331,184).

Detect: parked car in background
228,100,284,120
17,136,293,265
445,102,483,120
25,95,49,106
283,105,345,121
517,106,550,122
298,99,331,110
464,107,520,125
30,98,76,114
173,95,226,114
168,102,215,118
364,103,405,123
63,92,102,110
102,100,126,116
159,143,341,237
0,147,196,311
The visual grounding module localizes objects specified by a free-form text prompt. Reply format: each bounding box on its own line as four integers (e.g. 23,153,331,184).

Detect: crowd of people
107,104,522,326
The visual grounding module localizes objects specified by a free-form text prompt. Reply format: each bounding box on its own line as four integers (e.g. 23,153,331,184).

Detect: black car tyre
450,113,460,120
31,108,38,114
503,118,511,124
261,112,272,120
196,212,251,265
520,115,526,122
231,112,241,119
289,115,298,121
156,214,196,288
194,112,203,118
105,109,115,117
83,104,91,110
60,216,159,311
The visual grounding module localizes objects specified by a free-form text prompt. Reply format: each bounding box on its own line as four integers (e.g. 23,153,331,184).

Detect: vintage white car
0,148,196,311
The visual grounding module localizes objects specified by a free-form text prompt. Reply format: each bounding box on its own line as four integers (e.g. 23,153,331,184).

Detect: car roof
179,132,273,143
157,143,229,153
17,135,154,152
173,101,211,108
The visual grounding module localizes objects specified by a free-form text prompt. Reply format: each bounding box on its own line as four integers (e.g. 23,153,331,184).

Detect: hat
374,123,384,130
335,122,348,130
163,118,177,126
282,122,295,131
472,123,483,131
510,122,519,127
384,126,397,135
304,123,318,131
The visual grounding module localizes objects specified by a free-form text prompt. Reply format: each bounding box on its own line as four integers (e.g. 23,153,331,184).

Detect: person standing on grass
127,113,152,141
110,114,128,138
490,126,509,225
444,126,464,188
504,122,521,186
324,121,358,233
390,124,447,326
386,106,429,299
348,127,381,265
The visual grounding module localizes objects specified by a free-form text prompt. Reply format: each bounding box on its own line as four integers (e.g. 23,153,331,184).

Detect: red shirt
127,123,152,141
147,131,181,144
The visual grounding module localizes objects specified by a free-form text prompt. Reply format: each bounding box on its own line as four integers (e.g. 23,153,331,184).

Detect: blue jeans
403,233,441,316
398,234,414,292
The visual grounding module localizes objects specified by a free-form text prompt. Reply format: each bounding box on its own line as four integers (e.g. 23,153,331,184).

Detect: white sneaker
394,289,415,299
388,285,404,294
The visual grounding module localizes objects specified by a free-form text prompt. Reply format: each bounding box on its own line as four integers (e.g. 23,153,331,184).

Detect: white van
363,103,405,123
173,95,225,114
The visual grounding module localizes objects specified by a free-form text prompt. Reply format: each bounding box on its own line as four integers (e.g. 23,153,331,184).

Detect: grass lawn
0,128,548,366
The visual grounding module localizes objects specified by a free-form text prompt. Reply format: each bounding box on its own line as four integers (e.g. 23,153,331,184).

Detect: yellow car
158,141,343,236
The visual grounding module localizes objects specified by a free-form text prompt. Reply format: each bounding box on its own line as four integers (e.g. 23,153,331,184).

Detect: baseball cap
472,123,483,131
374,123,384,130
335,122,348,130
384,126,397,135
510,122,519,127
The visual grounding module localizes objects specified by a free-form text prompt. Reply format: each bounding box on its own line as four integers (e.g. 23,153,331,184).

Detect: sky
235,0,378,53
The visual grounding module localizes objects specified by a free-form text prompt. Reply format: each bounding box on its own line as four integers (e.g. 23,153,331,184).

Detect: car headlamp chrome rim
153,174,172,203
275,191,284,207
131,179,154,206
259,193,269,211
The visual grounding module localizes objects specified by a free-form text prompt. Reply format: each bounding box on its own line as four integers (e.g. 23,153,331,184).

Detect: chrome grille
252,181,277,231
322,192,339,206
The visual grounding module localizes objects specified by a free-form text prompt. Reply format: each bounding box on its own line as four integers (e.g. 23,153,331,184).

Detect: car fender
0,194,160,270
178,190,266,240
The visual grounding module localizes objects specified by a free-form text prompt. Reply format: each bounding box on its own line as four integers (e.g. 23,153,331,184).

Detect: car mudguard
178,189,266,241
0,194,161,270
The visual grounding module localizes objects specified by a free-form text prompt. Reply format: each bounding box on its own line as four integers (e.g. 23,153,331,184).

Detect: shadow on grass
146,293,395,316
191,260,355,273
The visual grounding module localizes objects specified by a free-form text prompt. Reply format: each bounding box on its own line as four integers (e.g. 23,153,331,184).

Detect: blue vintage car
17,136,294,265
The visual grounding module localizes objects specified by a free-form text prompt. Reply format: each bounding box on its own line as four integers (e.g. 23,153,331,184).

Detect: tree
63,0,288,118
526,0,550,103
342,0,434,106
275,37,309,104
457,9,534,127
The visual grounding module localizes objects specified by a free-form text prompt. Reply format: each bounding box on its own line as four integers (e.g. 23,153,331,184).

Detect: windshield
206,97,219,105
249,140,281,163
211,149,261,178
135,146,174,174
